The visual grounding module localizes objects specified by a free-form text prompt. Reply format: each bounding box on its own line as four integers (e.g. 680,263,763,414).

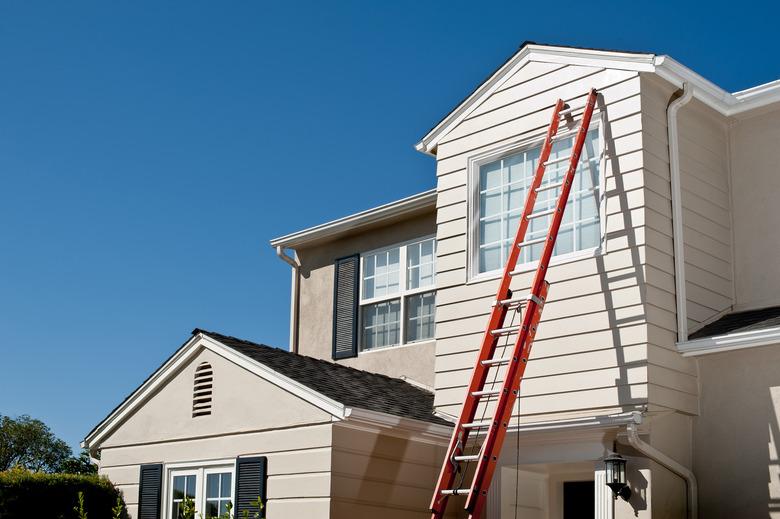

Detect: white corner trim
415,45,780,155
83,333,349,450
677,326,780,357
269,189,436,249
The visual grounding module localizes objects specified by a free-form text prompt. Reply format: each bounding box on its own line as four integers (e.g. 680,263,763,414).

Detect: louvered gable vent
192,361,213,417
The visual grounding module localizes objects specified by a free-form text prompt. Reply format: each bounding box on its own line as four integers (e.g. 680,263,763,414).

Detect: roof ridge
193,328,433,393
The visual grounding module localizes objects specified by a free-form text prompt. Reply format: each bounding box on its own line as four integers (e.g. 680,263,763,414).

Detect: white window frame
358,235,436,352
163,460,235,519
467,112,607,282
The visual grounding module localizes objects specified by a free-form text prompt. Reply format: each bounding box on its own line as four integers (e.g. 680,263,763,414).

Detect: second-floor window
360,237,436,351
475,126,602,275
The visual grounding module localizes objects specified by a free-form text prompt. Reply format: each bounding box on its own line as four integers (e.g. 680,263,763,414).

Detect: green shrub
0,467,127,519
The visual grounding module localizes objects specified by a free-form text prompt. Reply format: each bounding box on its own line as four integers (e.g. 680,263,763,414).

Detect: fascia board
415,45,656,155
677,326,780,357
343,406,453,441
83,334,205,449
84,334,347,450
269,189,436,249
414,47,780,156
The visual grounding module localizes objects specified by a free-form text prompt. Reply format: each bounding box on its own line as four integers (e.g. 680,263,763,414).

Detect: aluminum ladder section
430,88,599,519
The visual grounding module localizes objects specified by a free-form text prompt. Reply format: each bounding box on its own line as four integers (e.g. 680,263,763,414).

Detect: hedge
0,468,128,519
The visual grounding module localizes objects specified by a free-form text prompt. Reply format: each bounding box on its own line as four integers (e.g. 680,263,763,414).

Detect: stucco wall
693,344,780,519
295,210,438,385
729,105,780,311
97,347,335,518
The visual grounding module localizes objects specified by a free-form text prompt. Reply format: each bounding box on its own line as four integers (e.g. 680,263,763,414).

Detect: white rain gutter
276,246,301,353
627,422,698,519
667,82,694,342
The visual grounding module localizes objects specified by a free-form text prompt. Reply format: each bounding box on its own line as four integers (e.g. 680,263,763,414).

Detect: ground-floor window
167,465,234,519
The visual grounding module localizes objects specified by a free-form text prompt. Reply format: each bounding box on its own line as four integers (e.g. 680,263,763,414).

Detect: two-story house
83,42,780,519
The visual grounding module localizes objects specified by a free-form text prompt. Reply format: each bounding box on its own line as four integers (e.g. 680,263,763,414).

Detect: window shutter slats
234,456,267,518
332,255,359,359
138,464,162,519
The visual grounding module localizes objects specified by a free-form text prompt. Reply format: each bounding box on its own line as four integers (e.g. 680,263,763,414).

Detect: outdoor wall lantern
604,452,631,501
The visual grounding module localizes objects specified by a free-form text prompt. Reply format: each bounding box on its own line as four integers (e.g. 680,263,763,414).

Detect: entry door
563,481,595,519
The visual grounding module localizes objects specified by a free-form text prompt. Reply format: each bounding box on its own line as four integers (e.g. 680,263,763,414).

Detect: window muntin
360,237,436,351
477,127,601,274
171,473,197,519
205,471,232,518
406,291,435,343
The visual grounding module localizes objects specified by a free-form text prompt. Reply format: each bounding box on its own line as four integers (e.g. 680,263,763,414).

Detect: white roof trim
343,407,453,443
269,189,436,249
677,326,780,357
83,332,348,450
416,44,780,154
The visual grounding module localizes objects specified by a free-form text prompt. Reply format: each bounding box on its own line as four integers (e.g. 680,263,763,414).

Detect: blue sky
1,1,778,452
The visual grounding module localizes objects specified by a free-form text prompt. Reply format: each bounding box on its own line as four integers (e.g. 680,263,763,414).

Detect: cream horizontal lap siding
329,423,457,518
639,75,734,339
432,60,695,421
729,105,780,310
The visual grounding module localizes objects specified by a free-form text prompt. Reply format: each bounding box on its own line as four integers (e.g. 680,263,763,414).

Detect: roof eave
83,332,349,452
269,189,437,250
677,326,780,357
415,45,780,154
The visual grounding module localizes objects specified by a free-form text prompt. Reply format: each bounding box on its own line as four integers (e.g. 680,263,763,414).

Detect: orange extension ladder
430,88,599,519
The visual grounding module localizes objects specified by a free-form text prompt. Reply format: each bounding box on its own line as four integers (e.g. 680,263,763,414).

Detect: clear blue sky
1,1,778,452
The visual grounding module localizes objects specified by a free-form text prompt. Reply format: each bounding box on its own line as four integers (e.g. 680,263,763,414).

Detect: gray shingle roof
689,306,780,340
195,329,451,427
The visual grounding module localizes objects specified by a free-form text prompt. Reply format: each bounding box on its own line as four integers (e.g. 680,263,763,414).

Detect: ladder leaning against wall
429,88,600,519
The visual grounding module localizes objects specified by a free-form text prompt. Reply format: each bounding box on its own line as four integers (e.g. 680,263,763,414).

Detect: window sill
358,339,435,356
467,246,602,285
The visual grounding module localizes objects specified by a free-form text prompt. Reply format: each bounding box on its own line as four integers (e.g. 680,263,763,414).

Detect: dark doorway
563,480,595,519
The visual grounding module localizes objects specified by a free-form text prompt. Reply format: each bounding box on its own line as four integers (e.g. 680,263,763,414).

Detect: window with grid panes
477,127,601,274
360,237,436,351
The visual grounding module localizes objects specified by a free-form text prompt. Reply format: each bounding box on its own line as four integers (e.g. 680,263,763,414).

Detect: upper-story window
475,126,602,275
360,237,436,351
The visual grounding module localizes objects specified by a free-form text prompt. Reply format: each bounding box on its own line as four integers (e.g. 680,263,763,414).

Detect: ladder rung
481,356,511,366
559,106,574,117
526,208,556,220
490,326,519,337
535,181,564,193
543,155,571,167
518,236,547,248
471,388,501,397
441,489,471,496
462,420,492,429
493,294,531,307
453,454,481,462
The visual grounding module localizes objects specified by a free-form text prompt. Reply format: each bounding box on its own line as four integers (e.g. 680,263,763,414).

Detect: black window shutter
332,254,359,359
138,464,163,519
234,456,268,518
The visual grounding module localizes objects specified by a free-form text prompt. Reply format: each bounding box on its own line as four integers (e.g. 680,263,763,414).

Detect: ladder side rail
429,99,566,517
464,89,599,516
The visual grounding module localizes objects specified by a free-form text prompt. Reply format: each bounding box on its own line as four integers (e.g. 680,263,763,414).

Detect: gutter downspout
667,82,694,342
626,422,698,519
276,246,301,354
